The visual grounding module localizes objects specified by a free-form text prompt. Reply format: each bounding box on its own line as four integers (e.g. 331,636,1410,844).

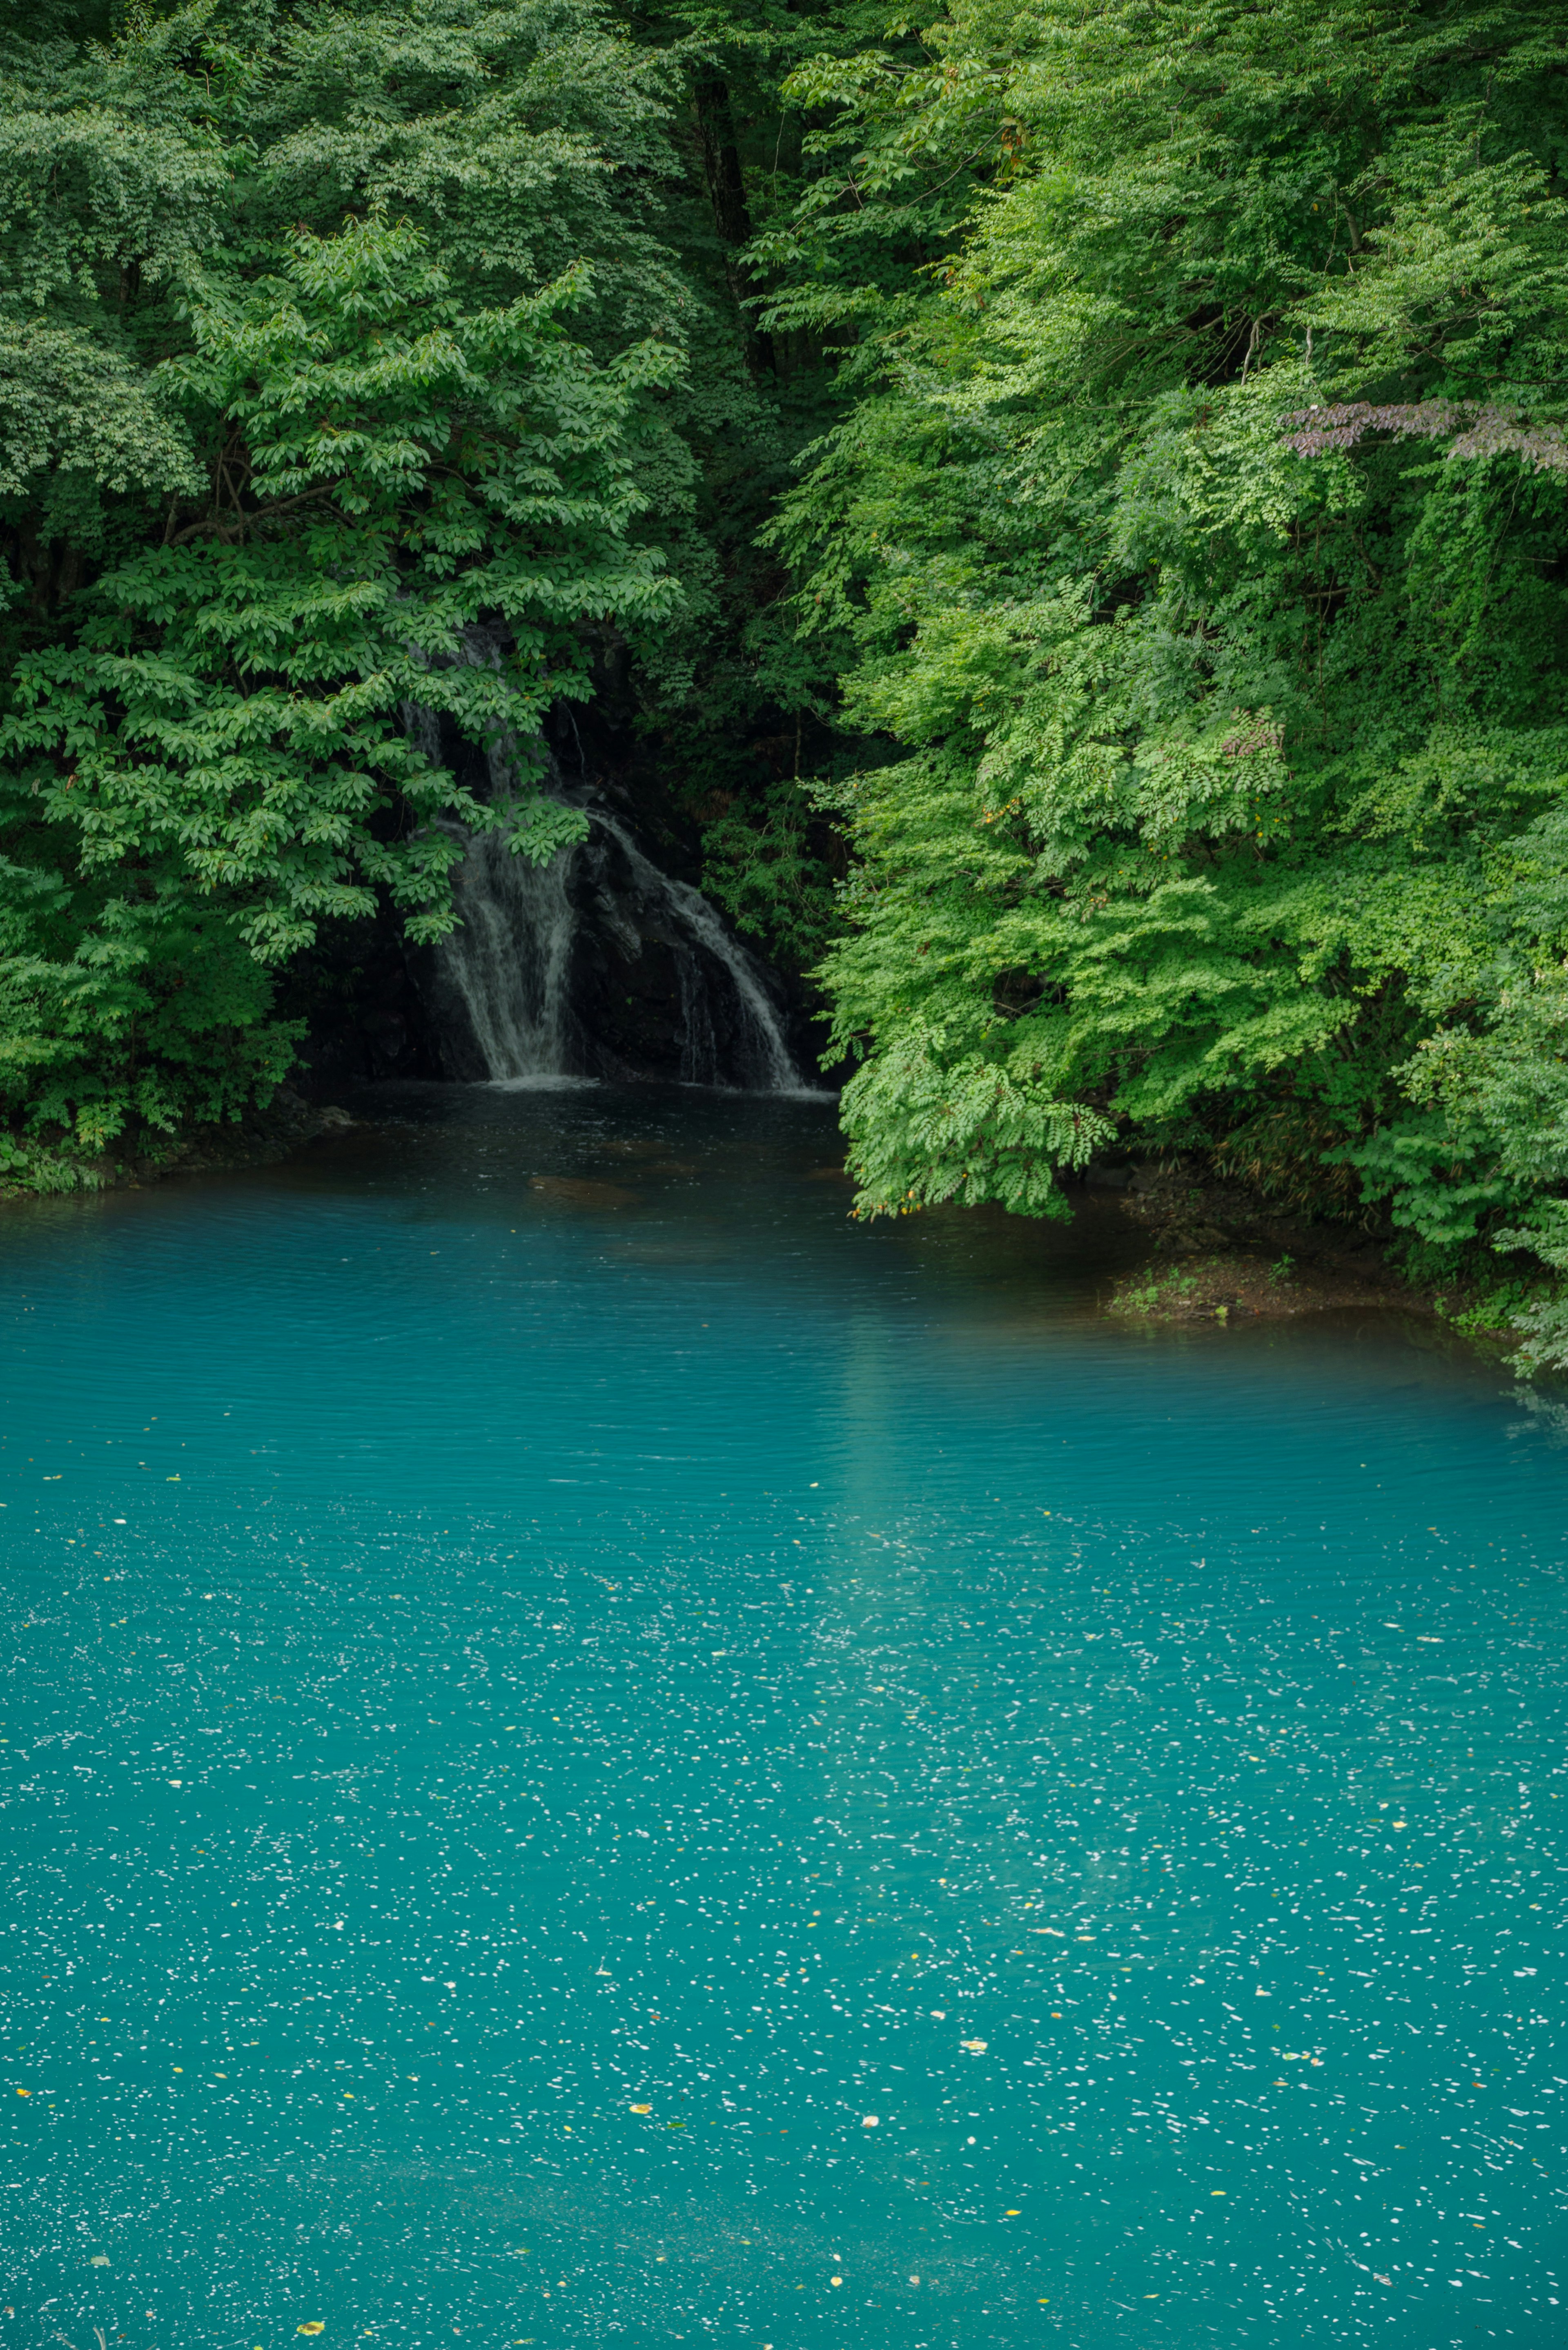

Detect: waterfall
438,820,581,1084
427,749,807,1094
589,813,802,1094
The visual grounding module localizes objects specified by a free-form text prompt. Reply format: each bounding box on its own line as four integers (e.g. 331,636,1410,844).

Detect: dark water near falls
1,1085,1564,2350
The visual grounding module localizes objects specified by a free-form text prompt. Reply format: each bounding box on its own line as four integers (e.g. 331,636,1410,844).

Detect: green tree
0,0,863,1156
768,0,1568,1348
0,0,706,1162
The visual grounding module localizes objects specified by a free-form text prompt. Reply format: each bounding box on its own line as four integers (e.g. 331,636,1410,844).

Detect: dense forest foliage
4,0,1568,1362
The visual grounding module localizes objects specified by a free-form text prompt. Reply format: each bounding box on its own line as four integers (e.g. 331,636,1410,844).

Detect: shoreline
0,1087,357,1200
1092,1160,1513,1349
0,1101,1529,1365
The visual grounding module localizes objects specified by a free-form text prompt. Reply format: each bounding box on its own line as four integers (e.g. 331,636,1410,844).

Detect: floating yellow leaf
298,2325,325,2337
630,2104,651,2115
960,2039,987,2053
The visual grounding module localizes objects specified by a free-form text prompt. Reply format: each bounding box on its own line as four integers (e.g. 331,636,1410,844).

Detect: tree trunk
695,69,775,377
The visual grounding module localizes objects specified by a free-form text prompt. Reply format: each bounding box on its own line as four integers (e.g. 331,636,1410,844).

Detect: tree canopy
764,0,1568,1363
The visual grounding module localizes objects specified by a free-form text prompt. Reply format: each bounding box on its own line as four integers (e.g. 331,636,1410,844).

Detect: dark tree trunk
695,69,776,377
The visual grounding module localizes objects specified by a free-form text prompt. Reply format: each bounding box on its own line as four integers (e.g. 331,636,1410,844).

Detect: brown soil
1092,1161,1409,1323
1104,1250,1406,1324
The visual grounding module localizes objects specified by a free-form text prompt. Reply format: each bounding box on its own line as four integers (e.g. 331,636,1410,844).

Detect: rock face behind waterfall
427,801,804,1089
290,679,814,1094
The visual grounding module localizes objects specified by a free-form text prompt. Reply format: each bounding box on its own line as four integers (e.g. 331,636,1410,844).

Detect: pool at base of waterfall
0,1081,1563,2349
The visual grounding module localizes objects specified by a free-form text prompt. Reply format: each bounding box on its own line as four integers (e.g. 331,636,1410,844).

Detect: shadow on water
0,1081,1561,2348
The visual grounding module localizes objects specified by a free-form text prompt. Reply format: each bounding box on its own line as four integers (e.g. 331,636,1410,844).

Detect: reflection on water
0,1081,1562,2348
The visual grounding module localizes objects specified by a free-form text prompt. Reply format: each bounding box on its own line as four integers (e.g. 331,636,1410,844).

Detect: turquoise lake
0,1081,1563,2349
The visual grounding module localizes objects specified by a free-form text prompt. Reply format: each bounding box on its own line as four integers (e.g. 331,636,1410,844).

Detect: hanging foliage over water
756,0,1568,1360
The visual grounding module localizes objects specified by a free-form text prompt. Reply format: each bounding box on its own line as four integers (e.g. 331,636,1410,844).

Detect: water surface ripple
0,1085,1562,2347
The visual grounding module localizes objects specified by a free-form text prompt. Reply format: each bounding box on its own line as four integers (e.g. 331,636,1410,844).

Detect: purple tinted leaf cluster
1286,402,1568,472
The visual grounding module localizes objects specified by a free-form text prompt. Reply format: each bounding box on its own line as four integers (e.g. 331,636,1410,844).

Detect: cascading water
437,815,580,1084
422,706,806,1092
589,812,801,1093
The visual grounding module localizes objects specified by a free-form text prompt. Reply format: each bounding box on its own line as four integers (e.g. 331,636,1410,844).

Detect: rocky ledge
1087,1160,1407,1324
